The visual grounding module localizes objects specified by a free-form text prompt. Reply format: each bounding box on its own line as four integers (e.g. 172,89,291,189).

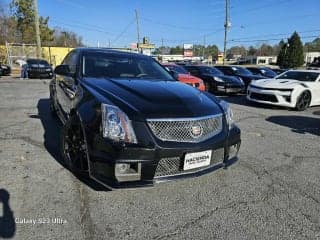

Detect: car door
55,50,80,121
308,77,320,105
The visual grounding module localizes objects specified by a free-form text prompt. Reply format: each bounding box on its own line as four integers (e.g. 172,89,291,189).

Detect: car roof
77,47,147,58
284,69,320,73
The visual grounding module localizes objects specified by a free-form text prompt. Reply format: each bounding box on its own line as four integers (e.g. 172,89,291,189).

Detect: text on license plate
183,150,212,170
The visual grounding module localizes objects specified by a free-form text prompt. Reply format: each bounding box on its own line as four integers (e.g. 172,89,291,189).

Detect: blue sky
4,0,320,51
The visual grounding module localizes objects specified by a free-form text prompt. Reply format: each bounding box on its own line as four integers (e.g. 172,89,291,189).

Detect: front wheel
295,91,311,111
61,116,88,175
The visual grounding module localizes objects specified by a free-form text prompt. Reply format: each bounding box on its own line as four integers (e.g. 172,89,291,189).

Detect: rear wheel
61,116,88,175
295,91,311,111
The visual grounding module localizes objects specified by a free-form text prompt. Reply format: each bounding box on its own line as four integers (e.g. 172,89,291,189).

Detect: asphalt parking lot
0,77,319,240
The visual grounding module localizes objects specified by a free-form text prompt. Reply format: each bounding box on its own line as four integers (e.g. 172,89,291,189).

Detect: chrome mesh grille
147,114,223,143
154,148,225,177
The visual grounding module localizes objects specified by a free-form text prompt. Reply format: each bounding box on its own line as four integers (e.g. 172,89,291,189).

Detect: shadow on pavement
0,189,16,238
36,98,109,191
217,94,288,110
266,115,320,136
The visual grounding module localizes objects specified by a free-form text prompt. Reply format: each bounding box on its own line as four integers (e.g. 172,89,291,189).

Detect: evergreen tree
286,32,304,68
277,40,286,67
10,0,54,44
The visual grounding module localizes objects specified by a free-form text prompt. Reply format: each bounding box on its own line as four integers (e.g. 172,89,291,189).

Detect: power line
229,35,319,43
112,18,136,45
140,17,213,31
230,29,320,41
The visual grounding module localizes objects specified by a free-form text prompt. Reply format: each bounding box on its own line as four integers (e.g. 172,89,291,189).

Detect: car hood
204,74,244,85
251,78,307,89
29,64,51,68
82,78,223,120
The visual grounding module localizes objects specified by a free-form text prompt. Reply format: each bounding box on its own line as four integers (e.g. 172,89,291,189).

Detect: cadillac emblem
190,124,203,138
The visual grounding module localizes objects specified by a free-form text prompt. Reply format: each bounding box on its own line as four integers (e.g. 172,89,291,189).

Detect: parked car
21,59,53,79
0,63,11,76
246,66,277,78
162,63,205,91
183,65,245,94
215,65,267,89
50,48,241,189
247,70,320,111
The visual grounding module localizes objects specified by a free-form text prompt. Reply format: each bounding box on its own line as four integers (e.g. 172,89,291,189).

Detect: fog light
115,163,130,174
228,143,240,159
115,163,141,182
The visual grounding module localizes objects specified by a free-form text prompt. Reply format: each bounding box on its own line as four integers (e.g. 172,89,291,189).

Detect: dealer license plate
183,150,212,170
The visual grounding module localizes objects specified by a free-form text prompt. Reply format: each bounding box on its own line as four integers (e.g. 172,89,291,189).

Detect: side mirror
54,65,72,76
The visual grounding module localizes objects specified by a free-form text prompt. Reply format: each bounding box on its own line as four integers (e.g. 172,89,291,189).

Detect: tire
61,116,88,175
295,91,311,111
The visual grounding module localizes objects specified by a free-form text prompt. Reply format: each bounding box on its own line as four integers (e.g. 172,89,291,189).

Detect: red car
163,64,206,91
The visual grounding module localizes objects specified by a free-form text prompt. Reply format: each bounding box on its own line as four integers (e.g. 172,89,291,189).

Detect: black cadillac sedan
22,59,53,79
184,65,245,94
50,48,241,189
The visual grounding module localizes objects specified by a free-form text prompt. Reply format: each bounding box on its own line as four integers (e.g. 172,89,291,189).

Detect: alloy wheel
296,91,311,111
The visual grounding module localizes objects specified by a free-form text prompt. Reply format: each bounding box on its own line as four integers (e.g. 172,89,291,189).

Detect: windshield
200,67,223,75
164,65,189,74
276,71,320,82
82,52,174,80
27,59,49,65
231,66,252,75
260,68,277,77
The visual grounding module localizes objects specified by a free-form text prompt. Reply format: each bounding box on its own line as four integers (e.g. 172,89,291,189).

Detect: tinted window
276,71,320,82
62,51,78,74
200,67,223,75
231,66,252,75
27,59,49,65
164,65,188,74
82,52,174,80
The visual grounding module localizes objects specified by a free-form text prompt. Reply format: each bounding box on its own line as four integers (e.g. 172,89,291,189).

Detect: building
304,52,320,64
236,55,277,65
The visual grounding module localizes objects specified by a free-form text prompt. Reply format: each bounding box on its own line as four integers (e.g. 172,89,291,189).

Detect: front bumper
247,86,295,108
28,70,53,78
86,125,241,189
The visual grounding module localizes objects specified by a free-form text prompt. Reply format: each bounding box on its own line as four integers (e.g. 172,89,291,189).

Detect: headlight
101,104,137,143
219,100,234,129
214,77,224,82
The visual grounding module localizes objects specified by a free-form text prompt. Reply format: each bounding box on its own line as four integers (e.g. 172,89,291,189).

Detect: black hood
82,78,223,120
203,74,244,85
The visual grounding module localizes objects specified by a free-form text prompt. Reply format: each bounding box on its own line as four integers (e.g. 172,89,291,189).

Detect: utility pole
135,9,141,52
33,0,41,58
223,0,230,65
202,35,206,59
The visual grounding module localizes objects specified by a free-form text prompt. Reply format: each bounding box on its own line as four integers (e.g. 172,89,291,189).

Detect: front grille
30,68,46,72
250,92,278,102
250,85,293,91
154,148,225,177
147,114,223,143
